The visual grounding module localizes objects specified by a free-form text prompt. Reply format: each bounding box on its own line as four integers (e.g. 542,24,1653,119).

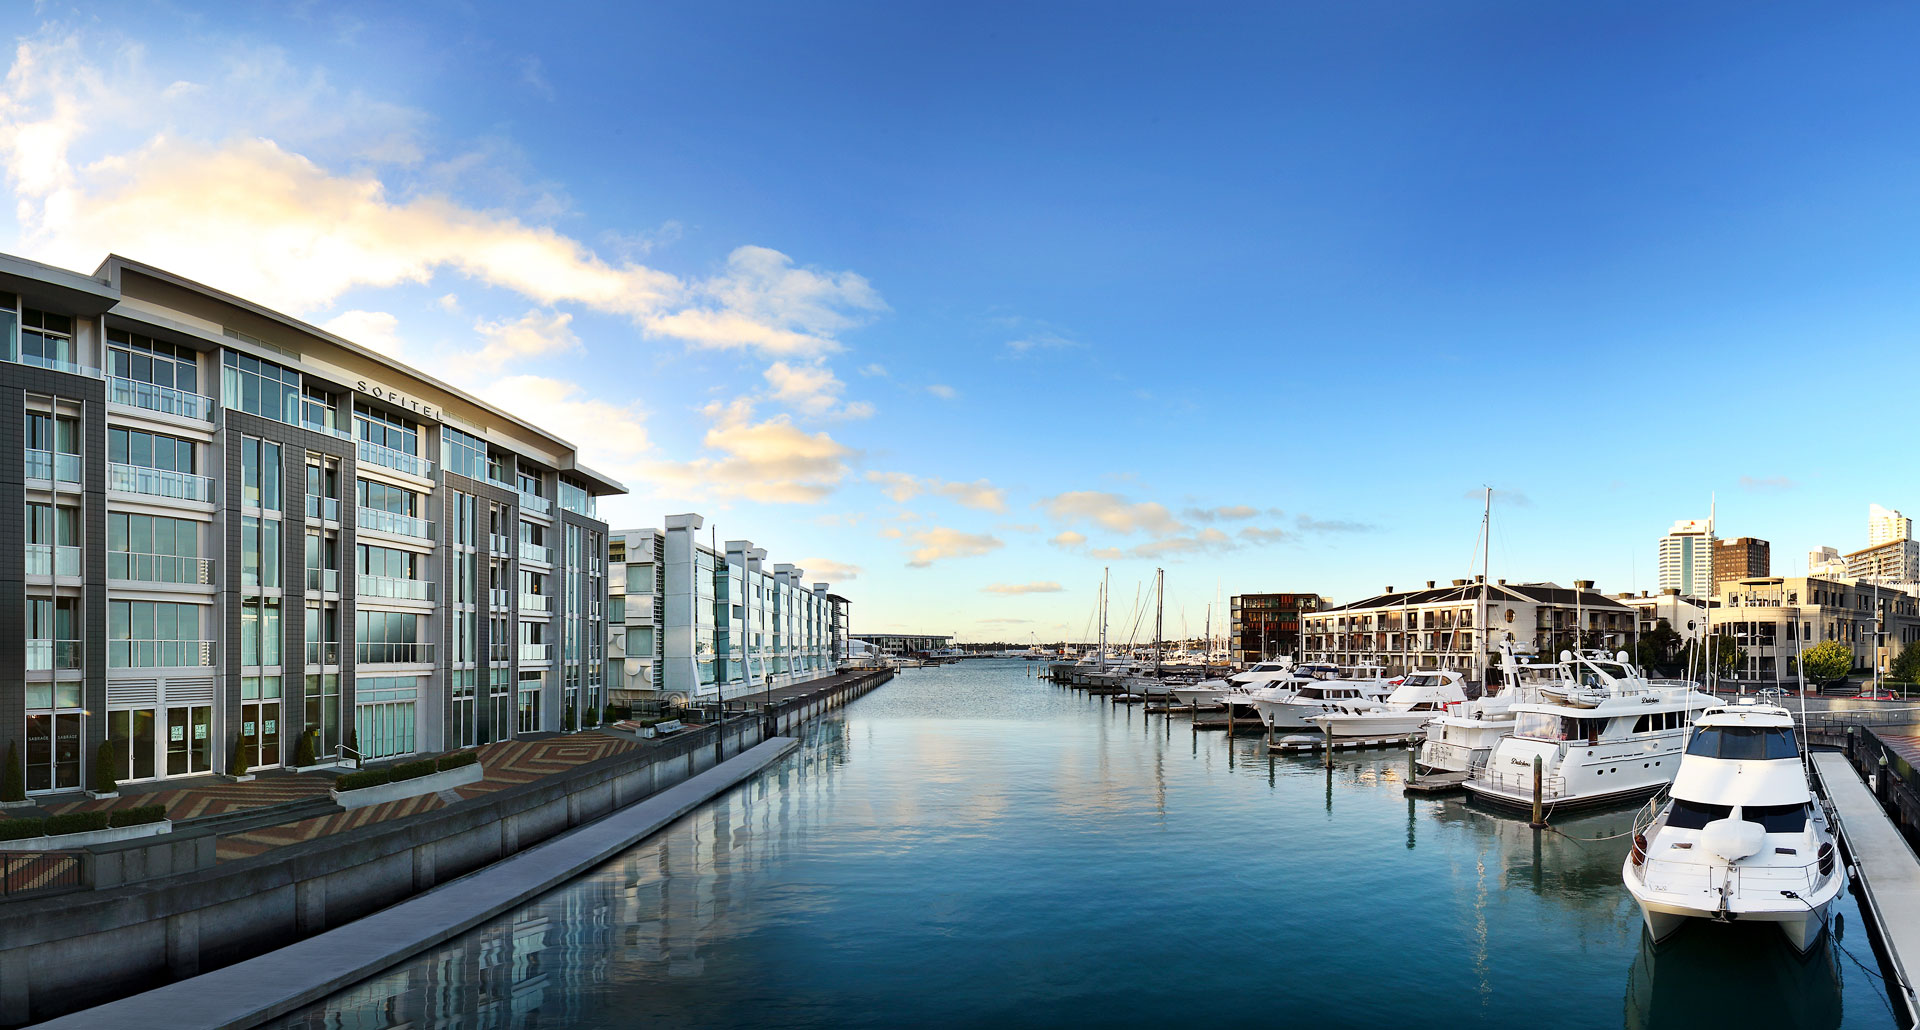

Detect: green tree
1636,619,1682,671
1712,633,1747,678
229,733,250,778
1800,640,1855,685
293,729,316,768
94,740,118,795
1891,640,1920,684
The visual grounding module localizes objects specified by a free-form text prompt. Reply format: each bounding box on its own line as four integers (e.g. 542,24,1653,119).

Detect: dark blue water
275,660,1900,1029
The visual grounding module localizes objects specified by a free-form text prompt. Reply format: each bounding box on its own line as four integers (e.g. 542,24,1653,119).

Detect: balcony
300,418,353,441
357,439,434,479
519,643,553,663
518,490,552,516
110,463,213,502
356,641,436,665
26,640,82,671
25,449,82,484
519,541,552,565
110,551,215,585
520,593,554,614
107,640,214,668
305,495,342,521
358,506,435,540
489,533,513,556
489,587,511,609
305,640,342,666
15,353,102,378
358,574,434,601
489,641,512,663
25,544,81,578
107,377,215,422
305,567,341,593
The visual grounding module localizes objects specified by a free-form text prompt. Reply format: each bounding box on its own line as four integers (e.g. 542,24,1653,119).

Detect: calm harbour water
277,660,1900,1030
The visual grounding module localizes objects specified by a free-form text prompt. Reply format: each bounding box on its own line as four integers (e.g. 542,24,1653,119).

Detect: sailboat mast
1153,568,1165,673
1479,486,1491,689
1099,568,1110,670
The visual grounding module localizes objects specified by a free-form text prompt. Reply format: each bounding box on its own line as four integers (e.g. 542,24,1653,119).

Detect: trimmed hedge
0,818,44,841
108,805,167,828
46,811,110,836
336,752,484,793
0,804,166,843
389,759,438,782
436,751,478,772
334,768,391,792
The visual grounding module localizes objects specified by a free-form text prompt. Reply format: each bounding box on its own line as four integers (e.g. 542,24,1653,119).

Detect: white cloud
1050,530,1087,549
475,374,650,481
1039,491,1185,536
319,309,404,357
859,363,888,377
1004,331,1083,356
1184,504,1259,523
648,398,856,504
983,581,1064,595
644,245,885,358
435,292,461,313
519,56,554,100
926,384,958,399
472,309,579,369
794,557,861,583
904,527,1004,568
863,471,1007,512
762,360,871,419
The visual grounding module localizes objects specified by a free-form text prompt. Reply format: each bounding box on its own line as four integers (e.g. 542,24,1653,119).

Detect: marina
270,659,1907,1029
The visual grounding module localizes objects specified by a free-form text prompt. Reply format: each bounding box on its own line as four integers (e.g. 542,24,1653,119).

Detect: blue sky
3,3,1917,641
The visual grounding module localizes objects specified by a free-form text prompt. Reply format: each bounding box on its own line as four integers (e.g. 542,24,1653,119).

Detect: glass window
222,349,301,424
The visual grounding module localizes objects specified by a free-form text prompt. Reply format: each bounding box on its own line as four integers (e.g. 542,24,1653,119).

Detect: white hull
1312,711,1439,738
1627,864,1842,953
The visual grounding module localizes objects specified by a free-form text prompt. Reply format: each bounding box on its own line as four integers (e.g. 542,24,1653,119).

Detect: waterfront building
854,632,953,656
609,515,848,706
1809,546,1847,578
1657,517,1716,597
1711,536,1770,588
1228,592,1325,664
1870,503,1912,547
1300,578,1635,681
0,251,623,795
1619,588,1711,643
1712,575,1920,682
1844,538,1920,585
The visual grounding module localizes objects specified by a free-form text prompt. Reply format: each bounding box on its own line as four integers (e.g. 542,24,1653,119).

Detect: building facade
609,515,848,706
1618,589,1711,644
1711,537,1769,588
0,251,622,796
1713,576,1920,681
1845,538,1920,585
1870,504,1912,548
1657,518,1715,597
1229,592,1324,664
852,633,952,656
1301,579,1636,681
1809,546,1847,578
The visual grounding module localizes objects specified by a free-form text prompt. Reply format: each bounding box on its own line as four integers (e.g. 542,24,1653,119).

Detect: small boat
1623,698,1845,953
1309,670,1469,738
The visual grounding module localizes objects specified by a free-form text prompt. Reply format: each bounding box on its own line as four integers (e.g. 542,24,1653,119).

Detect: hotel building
1657,518,1715,597
1229,592,1324,664
1300,578,1637,681
1713,575,1920,682
0,251,622,796
609,515,850,706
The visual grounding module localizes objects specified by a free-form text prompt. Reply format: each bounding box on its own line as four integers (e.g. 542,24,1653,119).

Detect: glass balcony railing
110,463,213,502
518,490,552,516
305,640,341,666
107,640,214,668
357,506,435,540
300,418,353,441
357,641,435,664
15,353,102,378
358,574,434,601
109,551,214,585
25,449,83,484
357,439,434,478
489,588,511,609
520,593,554,613
24,544,81,577
26,640,82,671
519,541,552,565
108,377,215,421
305,567,341,593
305,495,342,521
489,533,513,556
489,642,512,663
519,643,553,663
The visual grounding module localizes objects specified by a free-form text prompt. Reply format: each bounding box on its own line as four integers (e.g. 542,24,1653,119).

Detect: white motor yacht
1169,658,1294,707
1251,665,1393,732
1417,651,1560,776
1624,699,1845,953
1309,670,1469,738
1463,651,1718,811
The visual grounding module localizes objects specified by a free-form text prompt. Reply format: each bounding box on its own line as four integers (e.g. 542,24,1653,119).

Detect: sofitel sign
355,380,440,422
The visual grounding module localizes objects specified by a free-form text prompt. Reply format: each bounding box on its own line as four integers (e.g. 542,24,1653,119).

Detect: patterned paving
40,770,338,821
1883,734,1920,770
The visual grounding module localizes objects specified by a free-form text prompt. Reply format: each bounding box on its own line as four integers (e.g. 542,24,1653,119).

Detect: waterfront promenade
1813,751,1920,1029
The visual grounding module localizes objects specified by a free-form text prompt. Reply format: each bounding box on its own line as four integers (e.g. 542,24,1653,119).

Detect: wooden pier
1811,751,1920,1027
1269,732,1420,754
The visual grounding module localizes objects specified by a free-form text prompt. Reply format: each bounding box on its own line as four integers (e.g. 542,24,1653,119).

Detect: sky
2,2,1918,642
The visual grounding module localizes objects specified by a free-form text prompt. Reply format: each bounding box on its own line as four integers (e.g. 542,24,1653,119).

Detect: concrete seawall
0,669,889,1027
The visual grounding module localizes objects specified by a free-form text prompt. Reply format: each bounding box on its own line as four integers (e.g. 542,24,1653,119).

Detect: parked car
1856,688,1899,701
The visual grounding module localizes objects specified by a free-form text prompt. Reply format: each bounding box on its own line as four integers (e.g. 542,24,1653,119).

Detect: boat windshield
1685,725,1798,760
1514,713,1605,742
1403,674,1439,687
1666,798,1732,829
1667,799,1807,832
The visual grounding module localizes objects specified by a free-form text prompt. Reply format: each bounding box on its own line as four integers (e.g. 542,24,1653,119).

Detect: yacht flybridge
1416,649,1561,776
1462,651,1717,811
1251,665,1394,732
1623,700,1845,952
1169,658,1294,708
1309,670,1468,738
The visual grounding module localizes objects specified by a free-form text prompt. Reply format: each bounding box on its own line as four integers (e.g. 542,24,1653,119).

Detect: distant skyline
3,4,1918,640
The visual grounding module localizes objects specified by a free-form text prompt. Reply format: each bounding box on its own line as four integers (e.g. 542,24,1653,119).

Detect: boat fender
1631,833,1648,867
1817,842,1836,878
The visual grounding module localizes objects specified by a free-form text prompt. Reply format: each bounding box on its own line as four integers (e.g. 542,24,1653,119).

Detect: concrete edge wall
0,670,890,1026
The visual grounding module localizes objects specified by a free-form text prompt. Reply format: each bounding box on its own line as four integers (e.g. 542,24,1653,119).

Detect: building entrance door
165,706,213,776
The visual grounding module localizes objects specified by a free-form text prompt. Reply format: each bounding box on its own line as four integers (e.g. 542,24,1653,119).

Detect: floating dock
1192,710,1266,734
1810,751,1920,1027
1269,733,1419,754
1404,771,1468,794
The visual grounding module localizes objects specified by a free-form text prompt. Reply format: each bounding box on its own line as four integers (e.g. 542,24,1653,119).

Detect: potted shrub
1,741,26,807
91,740,119,799
228,733,252,781
293,729,316,769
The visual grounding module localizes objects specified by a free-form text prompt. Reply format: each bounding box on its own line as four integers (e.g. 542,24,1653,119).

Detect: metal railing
357,506,434,540
304,495,341,521
301,418,353,441
488,533,513,556
357,641,435,664
24,544,81,578
109,551,214,585
25,449,82,484
14,353,102,378
489,642,513,662
306,640,342,666
519,593,553,613
305,567,341,593
0,851,85,899
488,588,511,609
357,574,434,601
109,463,213,502
518,490,552,516
107,377,215,421
26,639,82,671
1470,766,1569,802
519,643,553,663
107,639,214,668
356,439,434,478
519,542,552,565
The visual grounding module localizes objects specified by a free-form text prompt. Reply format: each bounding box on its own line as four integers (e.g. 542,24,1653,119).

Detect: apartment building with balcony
608,515,849,706
1713,575,1920,682
1228,592,1324,664
1300,577,1636,682
0,251,622,796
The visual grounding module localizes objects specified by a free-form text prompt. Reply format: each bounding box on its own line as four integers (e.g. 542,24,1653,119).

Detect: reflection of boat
1623,911,1842,1030
1624,700,1845,952
1309,670,1468,737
